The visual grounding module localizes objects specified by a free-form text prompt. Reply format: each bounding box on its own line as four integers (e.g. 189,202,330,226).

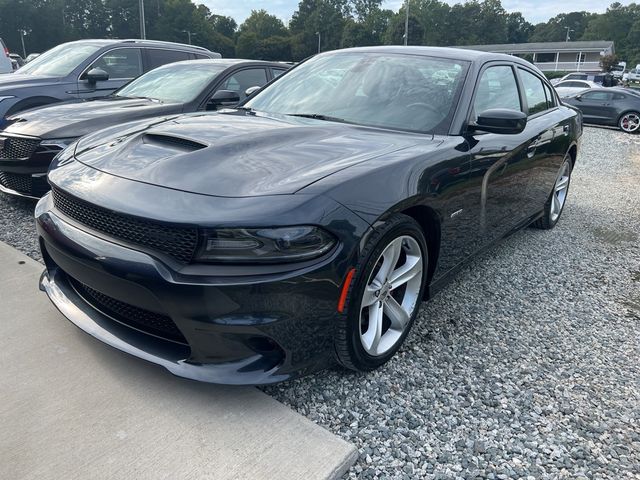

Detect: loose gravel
1,127,639,479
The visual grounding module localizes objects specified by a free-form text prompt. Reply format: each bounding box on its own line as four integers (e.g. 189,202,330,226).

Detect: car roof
328,45,536,66
155,58,289,69
61,38,211,53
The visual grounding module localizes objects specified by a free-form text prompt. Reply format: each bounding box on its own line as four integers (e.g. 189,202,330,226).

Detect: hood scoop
143,133,207,152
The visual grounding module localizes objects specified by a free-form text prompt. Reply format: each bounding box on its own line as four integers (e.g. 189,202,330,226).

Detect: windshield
116,63,226,103
612,65,624,71
18,43,101,76
245,52,469,134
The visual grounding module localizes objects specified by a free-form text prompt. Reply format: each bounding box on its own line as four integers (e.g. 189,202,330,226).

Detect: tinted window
146,49,192,70
473,66,521,115
92,48,142,79
221,68,268,101
582,91,612,101
194,53,210,60
519,68,548,115
613,93,626,100
272,68,287,78
246,53,470,134
19,42,101,76
536,52,555,63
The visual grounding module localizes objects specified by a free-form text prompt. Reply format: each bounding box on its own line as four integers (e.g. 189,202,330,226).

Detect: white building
459,40,615,72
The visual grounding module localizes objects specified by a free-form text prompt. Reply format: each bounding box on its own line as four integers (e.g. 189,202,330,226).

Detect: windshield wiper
285,113,348,124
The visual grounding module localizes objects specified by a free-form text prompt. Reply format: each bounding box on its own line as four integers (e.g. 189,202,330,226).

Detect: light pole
18,29,27,58
316,31,321,53
182,30,196,44
565,27,574,42
139,0,146,39
403,0,409,46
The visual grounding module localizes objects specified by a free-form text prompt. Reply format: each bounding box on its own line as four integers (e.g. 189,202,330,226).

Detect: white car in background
0,38,12,73
554,79,599,98
622,68,640,82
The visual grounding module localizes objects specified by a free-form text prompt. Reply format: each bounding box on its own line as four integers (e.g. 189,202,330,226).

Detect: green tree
238,9,288,38
506,12,533,44
290,0,350,59
530,11,595,43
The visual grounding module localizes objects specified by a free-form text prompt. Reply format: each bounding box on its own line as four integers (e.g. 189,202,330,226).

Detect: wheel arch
397,203,442,295
6,96,61,117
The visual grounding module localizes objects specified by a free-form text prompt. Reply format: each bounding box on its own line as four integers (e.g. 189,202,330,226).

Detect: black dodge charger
36,47,581,385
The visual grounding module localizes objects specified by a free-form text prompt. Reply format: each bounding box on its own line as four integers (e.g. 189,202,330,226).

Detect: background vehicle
563,87,640,133
0,59,289,198
0,38,12,73
612,61,626,79
554,79,599,98
0,39,221,122
622,68,640,82
25,53,40,63
550,72,604,85
37,46,580,385
9,53,24,70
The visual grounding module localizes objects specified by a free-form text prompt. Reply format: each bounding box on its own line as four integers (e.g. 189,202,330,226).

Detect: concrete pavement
0,242,357,480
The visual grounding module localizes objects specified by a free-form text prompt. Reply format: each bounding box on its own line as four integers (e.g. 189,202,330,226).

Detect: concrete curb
0,242,357,480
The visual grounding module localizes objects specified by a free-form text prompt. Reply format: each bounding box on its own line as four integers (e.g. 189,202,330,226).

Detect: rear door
143,49,193,72
77,47,143,99
516,67,570,211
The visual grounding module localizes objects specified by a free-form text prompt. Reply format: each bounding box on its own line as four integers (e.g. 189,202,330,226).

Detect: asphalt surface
1,126,639,479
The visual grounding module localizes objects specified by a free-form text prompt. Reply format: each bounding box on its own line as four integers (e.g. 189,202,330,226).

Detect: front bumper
36,188,368,385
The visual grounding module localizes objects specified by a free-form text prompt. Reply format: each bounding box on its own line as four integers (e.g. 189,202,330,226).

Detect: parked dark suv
0,39,220,122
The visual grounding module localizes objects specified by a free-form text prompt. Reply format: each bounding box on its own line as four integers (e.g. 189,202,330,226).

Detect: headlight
0,96,15,103
48,141,78,171
196,226,336,263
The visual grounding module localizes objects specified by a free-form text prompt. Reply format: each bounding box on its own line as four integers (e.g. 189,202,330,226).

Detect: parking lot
1,126,639,479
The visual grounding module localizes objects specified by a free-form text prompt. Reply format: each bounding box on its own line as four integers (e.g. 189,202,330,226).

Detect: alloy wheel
550,161,571,222
359,235,423,357
620,112,640,133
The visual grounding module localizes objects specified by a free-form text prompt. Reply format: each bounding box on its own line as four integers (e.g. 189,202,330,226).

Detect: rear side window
220,68,268,101
582,91,612,101
272,68,287,78
92,48,142,79
543,82,556,108
194,53,211,60
473,65,521,116
518,68,548,115
145,49,192,71
613,93,626,100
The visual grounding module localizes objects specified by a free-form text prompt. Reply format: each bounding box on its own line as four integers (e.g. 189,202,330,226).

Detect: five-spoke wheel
619,112,640,133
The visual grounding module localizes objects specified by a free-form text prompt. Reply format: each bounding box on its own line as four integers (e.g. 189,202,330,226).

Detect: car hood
0,73,61,91
73,112,427,197
4,97,183,139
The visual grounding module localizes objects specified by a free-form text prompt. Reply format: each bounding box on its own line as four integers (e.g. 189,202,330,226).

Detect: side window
518,68,548,115
582,91,612,101
92,48,142,79
194,53,210,60
473,65,521,116
613,93,626,100
543,82,556,108
145,49,192,71
272,68,287,79
220,68,268,101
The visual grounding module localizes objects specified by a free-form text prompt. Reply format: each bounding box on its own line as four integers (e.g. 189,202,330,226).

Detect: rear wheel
335,214,428,371
619,111,640,133
532,156,572,230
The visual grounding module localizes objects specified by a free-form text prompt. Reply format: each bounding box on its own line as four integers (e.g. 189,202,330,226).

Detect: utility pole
19,30,26,58
139,0,146,39
403,0,409,46
182,30,196,44
565,27,573,42
316,31,321,53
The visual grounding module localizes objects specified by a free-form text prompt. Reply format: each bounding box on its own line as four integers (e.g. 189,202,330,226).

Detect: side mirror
245,86,261,98
85,67,109,84
574,94,582,101
207,89,241,110
471,108,527,135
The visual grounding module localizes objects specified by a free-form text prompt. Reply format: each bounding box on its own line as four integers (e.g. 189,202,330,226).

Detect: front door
576,91,615,124
77,48,143,100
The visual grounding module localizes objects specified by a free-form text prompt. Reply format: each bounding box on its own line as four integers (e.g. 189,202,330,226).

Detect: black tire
532,156,573,230
334,213,428,371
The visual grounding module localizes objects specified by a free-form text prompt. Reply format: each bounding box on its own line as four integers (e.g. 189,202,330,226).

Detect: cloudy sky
201,0,632,25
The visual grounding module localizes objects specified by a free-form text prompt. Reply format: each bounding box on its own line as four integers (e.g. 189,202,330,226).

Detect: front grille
52,187,198,263
69,276,188,344
0,171,31,194
0,136,41,160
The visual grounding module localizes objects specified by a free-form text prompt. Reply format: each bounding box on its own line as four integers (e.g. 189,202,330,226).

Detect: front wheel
619,111,640,133
335,214,428,371
532,156,572,230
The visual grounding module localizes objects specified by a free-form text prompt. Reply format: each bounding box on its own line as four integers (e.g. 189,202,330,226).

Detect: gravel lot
2,126,639,479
